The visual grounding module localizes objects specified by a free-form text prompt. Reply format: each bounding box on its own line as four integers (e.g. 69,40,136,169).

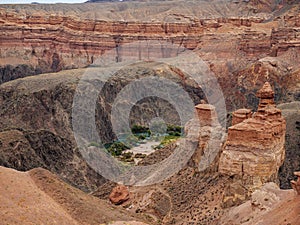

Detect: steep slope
0,166,148,225
0,69,107,191
278,101,300,188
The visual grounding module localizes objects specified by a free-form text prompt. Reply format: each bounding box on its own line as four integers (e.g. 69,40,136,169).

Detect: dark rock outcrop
0,129,105,191
0,62,205,191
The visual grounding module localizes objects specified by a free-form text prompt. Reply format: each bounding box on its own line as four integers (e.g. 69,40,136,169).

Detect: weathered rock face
219,82,286,206
219,182,298,225
0,2,299,112
278,102,300,189
0,129,106,192
0,6,204,83
195,104,219,127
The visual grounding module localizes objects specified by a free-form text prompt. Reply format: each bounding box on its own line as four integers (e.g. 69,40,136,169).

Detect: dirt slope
0,166,148,225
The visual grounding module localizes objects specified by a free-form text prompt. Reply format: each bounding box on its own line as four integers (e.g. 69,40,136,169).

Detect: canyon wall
0,62,206,191
0,4,299,110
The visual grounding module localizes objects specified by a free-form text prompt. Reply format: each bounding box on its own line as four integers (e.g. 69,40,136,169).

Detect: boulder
109,185,130,205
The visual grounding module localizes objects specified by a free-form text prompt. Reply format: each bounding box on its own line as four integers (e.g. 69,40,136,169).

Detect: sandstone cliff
0,2,300,112
186,103,226,172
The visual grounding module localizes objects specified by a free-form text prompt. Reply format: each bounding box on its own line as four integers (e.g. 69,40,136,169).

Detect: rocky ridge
0,1,300,112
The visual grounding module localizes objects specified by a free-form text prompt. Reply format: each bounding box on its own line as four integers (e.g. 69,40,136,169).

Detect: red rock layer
0,7,271,71
195,104,219,127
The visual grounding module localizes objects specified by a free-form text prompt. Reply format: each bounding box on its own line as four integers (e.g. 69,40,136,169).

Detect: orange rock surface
232,108,253,126
195,103,219,127
109,184,130,205
219,82,286,205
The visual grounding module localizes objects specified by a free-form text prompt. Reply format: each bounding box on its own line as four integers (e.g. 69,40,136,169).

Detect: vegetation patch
101,124,182,162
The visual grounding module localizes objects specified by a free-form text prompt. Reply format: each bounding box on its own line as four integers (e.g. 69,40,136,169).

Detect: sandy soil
125,140,160,155
0,166,148,225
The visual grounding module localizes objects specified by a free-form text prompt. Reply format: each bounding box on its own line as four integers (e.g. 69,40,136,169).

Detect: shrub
107,142,130,156
131,124,150,134
167,124,182,136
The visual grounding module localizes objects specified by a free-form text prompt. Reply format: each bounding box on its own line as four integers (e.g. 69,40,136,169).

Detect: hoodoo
219,82,286,206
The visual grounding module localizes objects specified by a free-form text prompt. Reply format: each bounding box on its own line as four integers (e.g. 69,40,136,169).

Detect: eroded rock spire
218,82,286,207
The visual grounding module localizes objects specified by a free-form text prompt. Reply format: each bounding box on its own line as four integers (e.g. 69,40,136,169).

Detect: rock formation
0,2,299,126
291,171,300,194
0,129,106,192
195,104,219,127
0,1,299,224
0,61,205,192
186,103,226,172
219,82,286,206
109,184,130,205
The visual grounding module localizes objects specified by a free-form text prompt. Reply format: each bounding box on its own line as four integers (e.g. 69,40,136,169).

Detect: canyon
0,0,300,224
0,0,299,189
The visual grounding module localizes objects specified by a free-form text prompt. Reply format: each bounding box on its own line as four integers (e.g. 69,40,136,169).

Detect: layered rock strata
195,104,219,127
0,3,300,112
231,108,252,126
219,82,286,206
